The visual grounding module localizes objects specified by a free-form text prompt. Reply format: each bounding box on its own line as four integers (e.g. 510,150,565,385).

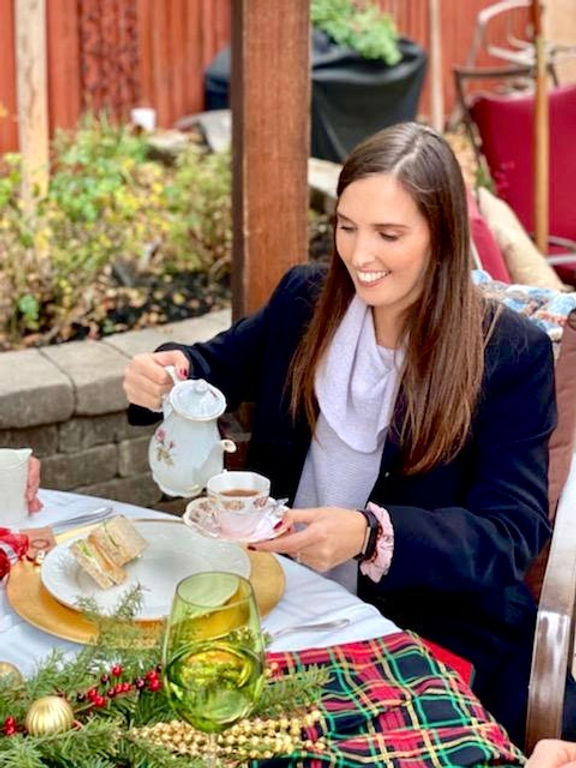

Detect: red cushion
470,83,576,243
467,188,511,282
554,264,576,285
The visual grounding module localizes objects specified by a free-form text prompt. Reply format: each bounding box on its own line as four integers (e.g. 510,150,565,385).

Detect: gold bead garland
134,709,325,761
25,696,75,736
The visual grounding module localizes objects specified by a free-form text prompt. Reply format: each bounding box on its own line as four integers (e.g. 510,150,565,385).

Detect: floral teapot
148,368,236,497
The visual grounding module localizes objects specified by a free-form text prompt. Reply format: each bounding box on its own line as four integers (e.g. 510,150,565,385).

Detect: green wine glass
162,571,265,765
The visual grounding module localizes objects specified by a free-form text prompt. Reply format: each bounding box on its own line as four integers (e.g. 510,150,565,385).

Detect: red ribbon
0,528,29,579
0,550,9,580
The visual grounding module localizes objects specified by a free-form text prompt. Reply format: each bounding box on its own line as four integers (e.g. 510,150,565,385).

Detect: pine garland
0,588,330,767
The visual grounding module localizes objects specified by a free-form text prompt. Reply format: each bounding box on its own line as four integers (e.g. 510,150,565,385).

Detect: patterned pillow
473,269,576,352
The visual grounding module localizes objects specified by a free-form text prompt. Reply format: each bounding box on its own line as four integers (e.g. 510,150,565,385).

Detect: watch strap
353,508,381,562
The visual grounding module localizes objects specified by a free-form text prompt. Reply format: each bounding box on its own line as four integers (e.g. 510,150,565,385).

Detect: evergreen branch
255,666,331,716
120,734,206,768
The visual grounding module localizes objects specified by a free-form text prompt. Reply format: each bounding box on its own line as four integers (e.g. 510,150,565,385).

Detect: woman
123,122,573,743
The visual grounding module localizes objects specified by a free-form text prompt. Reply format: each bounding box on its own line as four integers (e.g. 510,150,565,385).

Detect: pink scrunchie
359,502,394,583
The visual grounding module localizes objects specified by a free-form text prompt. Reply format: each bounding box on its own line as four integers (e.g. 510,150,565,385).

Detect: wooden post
532,0,549,255
230,0,310,319
428,0,445,132
15,0,49,206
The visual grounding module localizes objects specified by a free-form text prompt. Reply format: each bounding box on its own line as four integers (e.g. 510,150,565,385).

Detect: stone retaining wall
0,310,231,512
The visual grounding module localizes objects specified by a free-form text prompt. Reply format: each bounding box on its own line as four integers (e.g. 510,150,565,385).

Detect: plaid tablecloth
261,631,525,768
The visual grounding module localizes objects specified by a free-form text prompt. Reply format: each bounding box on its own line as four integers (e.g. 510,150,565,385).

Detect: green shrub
311,0,401,65
163,145,232,277
0,115,232,347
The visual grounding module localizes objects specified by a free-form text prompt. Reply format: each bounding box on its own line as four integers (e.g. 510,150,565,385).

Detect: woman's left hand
251,507,366,571
27,456,43,514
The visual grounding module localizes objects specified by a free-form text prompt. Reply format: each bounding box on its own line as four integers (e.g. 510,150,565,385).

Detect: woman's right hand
123,350,190,410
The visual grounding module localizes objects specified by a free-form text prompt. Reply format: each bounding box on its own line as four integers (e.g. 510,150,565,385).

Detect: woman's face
336,173,431,344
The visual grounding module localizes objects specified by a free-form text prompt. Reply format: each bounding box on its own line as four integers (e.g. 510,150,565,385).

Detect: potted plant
309,0,427,161
204,0,427,162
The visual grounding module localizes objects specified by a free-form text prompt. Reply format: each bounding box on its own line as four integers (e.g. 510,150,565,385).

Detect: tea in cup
206,471,271,537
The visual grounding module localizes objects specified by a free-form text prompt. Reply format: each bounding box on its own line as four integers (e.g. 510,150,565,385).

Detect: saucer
183,497,288,544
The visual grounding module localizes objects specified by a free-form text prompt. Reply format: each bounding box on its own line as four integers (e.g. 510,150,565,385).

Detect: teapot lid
169,378,226,420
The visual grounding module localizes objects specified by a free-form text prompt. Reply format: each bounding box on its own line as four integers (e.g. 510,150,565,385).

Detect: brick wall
0,310,231,513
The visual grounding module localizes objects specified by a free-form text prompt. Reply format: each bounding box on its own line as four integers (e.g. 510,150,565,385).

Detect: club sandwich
69,539,126,590
70,515,148,590
87,515,148,567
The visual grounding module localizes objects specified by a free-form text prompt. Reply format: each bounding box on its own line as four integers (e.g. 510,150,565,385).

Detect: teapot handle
221,439,237,454
164,365,181,386
160,366,181,418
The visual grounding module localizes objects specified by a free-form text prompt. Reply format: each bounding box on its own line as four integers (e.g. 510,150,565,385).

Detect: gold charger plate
6,518,285,646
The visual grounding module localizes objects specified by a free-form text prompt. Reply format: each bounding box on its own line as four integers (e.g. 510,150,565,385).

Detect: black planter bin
204,31,427,163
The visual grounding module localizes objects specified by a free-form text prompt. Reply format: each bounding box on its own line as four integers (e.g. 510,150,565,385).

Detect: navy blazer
129,264,556,739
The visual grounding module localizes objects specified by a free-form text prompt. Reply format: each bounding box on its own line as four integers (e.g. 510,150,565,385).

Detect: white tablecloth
0,490,399,676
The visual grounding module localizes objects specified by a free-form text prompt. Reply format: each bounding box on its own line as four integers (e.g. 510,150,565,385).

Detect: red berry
111,665,123,677
4,716,17,736
106,688,116,698
145,669,158,681
95,696,107,707
155,663,163,673
76,692,86,703
100,674,110,685
121,682,131,693
134,677,145,690
148,678,162,692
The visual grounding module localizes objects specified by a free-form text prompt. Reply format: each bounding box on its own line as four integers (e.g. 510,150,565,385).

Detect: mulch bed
69,270,232,343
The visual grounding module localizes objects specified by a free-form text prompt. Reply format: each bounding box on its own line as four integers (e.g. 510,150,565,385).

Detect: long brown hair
290,122,488,474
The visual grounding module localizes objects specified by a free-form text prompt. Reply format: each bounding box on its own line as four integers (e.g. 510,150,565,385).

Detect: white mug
0,448,32,529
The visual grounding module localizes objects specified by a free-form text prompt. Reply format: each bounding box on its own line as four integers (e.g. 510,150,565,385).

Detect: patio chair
463,0,573,73
524,308,576,752
453,65,576,285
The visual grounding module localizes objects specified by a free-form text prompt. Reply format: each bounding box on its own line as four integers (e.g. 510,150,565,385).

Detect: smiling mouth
356,270,390,284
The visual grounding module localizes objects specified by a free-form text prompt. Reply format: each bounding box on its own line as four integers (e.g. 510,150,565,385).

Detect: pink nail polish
178,368,188,380
273,520,285,531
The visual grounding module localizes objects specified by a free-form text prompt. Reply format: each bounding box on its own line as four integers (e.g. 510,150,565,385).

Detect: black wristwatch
353,508,381,563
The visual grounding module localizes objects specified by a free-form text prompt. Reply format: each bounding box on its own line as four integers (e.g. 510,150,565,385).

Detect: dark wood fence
0,0,528,154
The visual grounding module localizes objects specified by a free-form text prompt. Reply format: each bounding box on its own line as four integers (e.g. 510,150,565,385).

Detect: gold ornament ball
0,661,24,688
25,696,74,736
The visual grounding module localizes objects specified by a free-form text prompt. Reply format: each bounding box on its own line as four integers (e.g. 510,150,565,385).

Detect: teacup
206,471,271,537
